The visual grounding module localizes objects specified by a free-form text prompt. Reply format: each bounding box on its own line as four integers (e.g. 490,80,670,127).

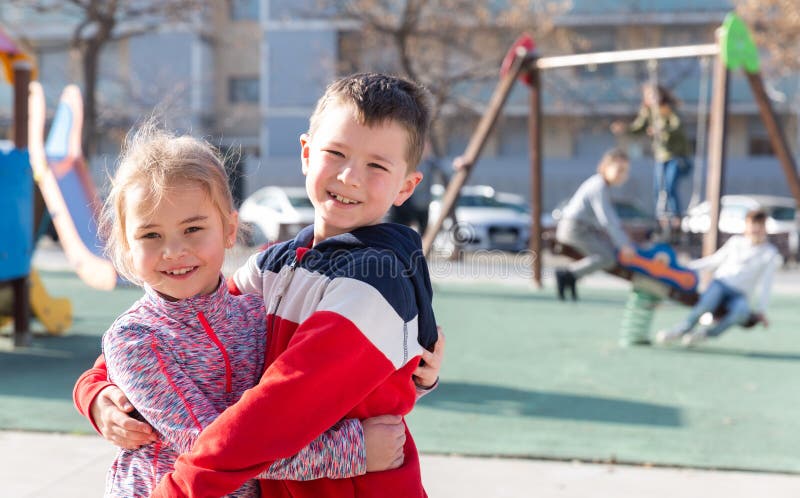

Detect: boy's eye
324,150,344,158
368,162,389,172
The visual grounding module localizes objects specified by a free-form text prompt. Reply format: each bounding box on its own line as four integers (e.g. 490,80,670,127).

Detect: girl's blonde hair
99,123,235,285
597,147,629,174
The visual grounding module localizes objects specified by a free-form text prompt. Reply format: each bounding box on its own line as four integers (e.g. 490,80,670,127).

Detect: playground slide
29,82,117,291
0,270,71,335
28,269,72,334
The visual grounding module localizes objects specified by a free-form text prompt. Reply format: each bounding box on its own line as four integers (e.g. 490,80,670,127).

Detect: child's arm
104,323,368,481
628,106,650,134
73,354,158,448
589,187,630,250
413,327,445,399
753,250,783,314
687,237,733,272
153,262,429,497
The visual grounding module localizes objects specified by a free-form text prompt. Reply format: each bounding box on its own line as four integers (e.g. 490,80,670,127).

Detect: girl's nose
162,239,187,259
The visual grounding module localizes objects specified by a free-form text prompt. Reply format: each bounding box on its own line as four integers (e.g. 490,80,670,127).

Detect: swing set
422,13,800,291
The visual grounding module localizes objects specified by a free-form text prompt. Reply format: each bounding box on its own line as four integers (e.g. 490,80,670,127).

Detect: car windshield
288,195,314,209
769,206,795,221
458,195,528,213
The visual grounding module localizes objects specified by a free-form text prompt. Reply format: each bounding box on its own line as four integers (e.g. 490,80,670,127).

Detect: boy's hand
363,415,406,472
755,313,769,328
91,386,156,450
414,328,445,389
619,245,636,260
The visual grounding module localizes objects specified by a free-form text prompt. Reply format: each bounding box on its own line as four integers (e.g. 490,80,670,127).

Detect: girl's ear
226,211,239,248
300,134,311,176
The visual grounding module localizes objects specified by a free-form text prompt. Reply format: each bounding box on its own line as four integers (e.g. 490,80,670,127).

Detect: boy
74,73,440,497
553,148,636,300
656,209,782,346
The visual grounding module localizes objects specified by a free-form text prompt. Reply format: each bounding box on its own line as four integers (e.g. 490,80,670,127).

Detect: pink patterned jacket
102,278,365,497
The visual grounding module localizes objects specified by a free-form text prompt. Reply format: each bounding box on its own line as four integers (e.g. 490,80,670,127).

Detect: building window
571,28,616,78
230,0,259,21
749,137,774,156
229,77,259,103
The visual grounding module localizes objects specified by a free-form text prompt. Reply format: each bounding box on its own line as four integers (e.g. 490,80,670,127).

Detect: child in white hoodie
656,209,782,346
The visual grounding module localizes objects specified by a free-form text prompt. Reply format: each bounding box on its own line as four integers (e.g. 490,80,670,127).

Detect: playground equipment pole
528,65,543,287
745,73,800,207
702,40,729,258
421,48,532,256
12,60,32,347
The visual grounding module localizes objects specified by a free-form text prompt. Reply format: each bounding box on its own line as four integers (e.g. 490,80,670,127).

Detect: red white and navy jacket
152,223,439,498
100,278,366,497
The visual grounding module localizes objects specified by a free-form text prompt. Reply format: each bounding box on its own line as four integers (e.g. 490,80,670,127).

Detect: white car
681,194,799,259
239,186,315,245
428,184,531,254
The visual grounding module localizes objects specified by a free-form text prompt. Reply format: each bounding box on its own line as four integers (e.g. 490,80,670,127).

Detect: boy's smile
300,103,422,244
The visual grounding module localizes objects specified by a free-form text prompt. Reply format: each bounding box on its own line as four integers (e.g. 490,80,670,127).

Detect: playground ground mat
1,270,799,474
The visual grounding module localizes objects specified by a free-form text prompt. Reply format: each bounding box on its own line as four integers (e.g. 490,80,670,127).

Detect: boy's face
744,218,767,244
604,160,630,186
300,103,422,244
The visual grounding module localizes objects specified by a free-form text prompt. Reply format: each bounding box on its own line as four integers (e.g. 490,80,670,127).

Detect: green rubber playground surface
2,270,800,473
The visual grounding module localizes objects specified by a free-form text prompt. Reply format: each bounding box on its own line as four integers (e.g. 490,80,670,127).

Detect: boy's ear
393,171,423,206
300,134,311,176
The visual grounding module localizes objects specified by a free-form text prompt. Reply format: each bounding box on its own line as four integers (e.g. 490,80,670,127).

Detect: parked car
549,198,658,246
428,184,532,254
681,194,799,260
239,186,315,245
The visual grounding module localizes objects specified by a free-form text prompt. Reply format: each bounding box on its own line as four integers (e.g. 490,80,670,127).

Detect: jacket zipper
197,311,232,393
268,257,299,336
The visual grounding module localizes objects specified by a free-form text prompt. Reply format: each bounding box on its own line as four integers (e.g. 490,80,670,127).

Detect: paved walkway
2,431,798,497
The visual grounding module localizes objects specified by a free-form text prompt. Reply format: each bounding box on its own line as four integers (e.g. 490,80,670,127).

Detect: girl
554,148,636,300
612,83,692,226
97,124,409,497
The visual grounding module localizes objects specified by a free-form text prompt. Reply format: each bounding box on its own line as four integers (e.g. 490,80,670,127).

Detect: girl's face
603,160,630,186
124,181,236,301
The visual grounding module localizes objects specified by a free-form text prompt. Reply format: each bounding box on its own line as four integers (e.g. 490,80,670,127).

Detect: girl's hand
610,121,626,135
414,327,445,389
363,415,406,471
91,386,157,450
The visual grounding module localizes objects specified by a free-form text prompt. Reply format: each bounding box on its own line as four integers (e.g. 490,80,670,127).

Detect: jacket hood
290,223,437,351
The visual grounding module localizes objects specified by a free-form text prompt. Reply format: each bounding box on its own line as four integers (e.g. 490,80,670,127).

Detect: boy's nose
336,164,361,187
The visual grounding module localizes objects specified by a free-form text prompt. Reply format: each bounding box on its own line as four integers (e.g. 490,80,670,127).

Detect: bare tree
735,0,800,73
317,0,568,156
11,0,210,157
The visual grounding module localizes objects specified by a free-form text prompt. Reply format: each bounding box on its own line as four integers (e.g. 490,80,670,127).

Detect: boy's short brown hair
596,147,629,174
308,72,432,170
745,209,768,224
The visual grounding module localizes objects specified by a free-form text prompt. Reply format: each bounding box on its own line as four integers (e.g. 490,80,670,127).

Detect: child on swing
611,83,692,229
86,123,442,497
554,148,636,300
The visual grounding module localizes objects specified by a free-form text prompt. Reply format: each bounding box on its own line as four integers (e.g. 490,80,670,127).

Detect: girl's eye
140,232,160,240
186,226,202,234
368,163,388,172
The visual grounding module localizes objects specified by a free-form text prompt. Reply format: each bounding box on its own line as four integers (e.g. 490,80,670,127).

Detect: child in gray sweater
555,148,636,300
